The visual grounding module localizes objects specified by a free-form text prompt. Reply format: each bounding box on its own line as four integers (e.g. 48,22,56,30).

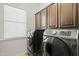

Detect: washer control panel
43,29,78,39
59,31,71,36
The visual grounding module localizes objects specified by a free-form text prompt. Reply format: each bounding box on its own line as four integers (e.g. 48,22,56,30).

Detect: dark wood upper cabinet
58,3,77,28
35,3,78,29
41,9,47,29
47,3,58,28
35,12,41,29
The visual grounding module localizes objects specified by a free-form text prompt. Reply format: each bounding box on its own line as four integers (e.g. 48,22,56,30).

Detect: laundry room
0,3,79,56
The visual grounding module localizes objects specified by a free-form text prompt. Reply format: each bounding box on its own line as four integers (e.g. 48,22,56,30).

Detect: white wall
0,3,40,56
39,3,51,10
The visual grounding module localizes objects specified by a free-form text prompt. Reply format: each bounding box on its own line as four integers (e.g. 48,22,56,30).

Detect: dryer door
45,36,72,56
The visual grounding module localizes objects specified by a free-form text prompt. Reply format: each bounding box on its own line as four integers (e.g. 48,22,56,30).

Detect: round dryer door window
45,37,72,56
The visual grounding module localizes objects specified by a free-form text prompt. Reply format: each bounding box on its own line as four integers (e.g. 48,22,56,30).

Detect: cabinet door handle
48,25,55,28
49,25,55,27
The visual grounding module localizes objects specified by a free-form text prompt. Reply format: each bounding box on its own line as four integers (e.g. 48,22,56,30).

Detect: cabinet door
41,9,47,29
78,4,79,28
35,12,41,29
58,3,77,28
47,4,58,28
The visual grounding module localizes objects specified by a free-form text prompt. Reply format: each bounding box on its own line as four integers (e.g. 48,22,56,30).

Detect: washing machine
43,29,78,56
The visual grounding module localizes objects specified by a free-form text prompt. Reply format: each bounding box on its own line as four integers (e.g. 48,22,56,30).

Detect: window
4,5,27,39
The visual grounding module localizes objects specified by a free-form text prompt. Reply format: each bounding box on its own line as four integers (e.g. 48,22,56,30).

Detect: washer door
45,37,72,56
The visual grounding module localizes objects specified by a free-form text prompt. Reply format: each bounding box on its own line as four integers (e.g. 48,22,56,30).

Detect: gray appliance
43,29,78,56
